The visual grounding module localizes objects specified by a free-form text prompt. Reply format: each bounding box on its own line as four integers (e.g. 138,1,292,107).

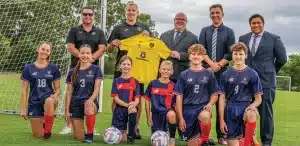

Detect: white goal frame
276,76,292,92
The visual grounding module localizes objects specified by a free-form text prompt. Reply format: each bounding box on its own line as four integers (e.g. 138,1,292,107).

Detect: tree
278,54,300,91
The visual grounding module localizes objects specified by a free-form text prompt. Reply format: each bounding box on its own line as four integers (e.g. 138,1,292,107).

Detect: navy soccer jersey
111,77,141,103
144,79,175,113
219,67,263,103
21,63,61,106
66,64,103,105
174,68,220,105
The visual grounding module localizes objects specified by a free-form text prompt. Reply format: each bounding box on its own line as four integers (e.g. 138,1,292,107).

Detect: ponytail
71,60,80,87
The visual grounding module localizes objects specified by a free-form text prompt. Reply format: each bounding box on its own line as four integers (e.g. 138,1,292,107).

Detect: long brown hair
36,40,53,62
71,44,91,87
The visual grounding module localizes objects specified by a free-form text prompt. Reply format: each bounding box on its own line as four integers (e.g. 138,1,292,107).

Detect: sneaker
218,138,227,145
59,126,72,134
83,133,93,143
127,136,135,144
44,132,51,139
135,128,141,139
94,129,100,136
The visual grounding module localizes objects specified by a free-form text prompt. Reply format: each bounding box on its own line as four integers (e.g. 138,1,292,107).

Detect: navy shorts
182,104,206,141
112,106,128,131
70,99,99,120
225,102,249,139
151,109,173,133
27,98,47,118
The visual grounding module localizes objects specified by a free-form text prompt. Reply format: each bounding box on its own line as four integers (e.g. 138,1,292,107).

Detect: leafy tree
278,54,300,91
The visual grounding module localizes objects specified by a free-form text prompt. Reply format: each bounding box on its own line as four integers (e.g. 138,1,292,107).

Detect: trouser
258,88,275,145
215,99,225,139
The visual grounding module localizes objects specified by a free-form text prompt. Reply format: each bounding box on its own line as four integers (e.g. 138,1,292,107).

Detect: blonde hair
125,1,139,10
160,60,173,70
187,44,207,55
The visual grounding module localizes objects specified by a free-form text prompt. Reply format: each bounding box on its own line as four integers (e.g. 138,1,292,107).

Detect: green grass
0,77,300,145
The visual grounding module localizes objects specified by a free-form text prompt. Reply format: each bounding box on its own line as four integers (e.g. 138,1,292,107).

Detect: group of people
20,1,287,146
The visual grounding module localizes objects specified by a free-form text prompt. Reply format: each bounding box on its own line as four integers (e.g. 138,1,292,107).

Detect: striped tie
212,28,218,62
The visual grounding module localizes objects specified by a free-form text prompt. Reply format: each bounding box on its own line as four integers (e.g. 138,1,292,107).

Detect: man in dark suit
160,12,198,83
239,14,287,146
199,4,235,145
160,12,198,141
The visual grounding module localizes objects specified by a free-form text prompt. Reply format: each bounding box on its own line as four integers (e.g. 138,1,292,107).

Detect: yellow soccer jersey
120,34,171,84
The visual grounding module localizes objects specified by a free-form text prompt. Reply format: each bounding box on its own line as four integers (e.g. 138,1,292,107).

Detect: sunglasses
82,13,94,17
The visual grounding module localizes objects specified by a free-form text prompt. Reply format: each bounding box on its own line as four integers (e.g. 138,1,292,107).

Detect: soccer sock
86,114,96,134
44,115,54,133
200,122,211,143
244,122,256,146
168,122,176,138
128,113,137,138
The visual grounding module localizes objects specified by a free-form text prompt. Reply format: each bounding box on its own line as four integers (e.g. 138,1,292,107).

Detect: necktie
174,31,181,42
251,35,259,56
212,28,218,62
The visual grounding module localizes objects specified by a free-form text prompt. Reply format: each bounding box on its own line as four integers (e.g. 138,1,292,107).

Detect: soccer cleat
127,136,135,144
135,128,142,139
93,129,100,136
83,133,93,143
44,132,52,139
59,126,72,134
208,138,217,145
218,138,227,145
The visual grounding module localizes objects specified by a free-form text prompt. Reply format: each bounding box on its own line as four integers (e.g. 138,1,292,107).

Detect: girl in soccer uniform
65,44,103,143
175,44,220,146
111,55,140,144
21,41,61,139
144,60,177,146
219,42,263,146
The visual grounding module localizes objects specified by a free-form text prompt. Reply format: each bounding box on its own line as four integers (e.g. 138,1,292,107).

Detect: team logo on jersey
124,28,129,32
117,84,123,89
149,42,154,48
229,77,235,82
201,76,208,83
91,32,96,35
79,31,83,34
32,72,37,76
137,44,141,48
47,71,51,74
241,77,249,84
153,89,159,93
187,78,193,82
140,51,147,59
45,70,53,78
86,70,94,78
137,27,142,31
29,112,33,116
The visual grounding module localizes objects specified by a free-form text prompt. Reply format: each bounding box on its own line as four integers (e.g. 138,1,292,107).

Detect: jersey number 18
38,79,47,88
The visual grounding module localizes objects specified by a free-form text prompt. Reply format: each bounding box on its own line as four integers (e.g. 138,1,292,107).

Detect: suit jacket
239,31,287,89
160,29,198,80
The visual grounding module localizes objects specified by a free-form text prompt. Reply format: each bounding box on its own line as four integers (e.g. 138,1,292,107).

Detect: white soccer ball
151,130,169,146
103,127,122,144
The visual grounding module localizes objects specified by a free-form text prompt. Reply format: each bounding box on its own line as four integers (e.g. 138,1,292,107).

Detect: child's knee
44,97,55,107
84,103,95,115
245,110,257,122
198,110,211,123
167,110,176,123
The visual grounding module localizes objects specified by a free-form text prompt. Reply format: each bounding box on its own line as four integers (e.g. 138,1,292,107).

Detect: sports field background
0,78,299,146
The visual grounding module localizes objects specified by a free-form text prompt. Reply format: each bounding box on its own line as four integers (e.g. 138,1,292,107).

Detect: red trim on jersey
115,78,136,102
134,95,141,99
111,93,119,97
143,96,151,101
254,92,263,95
165,83,174,109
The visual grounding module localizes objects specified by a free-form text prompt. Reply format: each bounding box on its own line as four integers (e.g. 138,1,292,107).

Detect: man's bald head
174,12,188,31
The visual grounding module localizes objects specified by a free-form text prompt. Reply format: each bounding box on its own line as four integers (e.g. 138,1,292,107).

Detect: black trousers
258,88,275,145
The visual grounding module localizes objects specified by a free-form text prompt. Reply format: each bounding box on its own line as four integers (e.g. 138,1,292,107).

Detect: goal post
276,76,292,92
0,0,106,115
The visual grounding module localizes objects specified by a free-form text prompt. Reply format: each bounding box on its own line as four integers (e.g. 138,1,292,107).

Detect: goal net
276,76,292,92
0,0,105,115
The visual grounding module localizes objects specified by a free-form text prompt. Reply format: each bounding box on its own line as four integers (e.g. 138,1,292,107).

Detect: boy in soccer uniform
111,55,141,144
219,42,262,146
21,41,61,139
175,44,220,146
144,60,177,146
65,44,103,143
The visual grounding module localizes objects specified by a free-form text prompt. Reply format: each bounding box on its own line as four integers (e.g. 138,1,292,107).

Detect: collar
174,28,185,33
124,21,140,26
211,23,224,30
79,24,96,32
251,31,264,37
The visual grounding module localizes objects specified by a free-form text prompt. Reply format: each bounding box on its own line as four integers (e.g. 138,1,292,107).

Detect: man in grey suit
160,12,198,83
160,12,198,141
239,14,287,146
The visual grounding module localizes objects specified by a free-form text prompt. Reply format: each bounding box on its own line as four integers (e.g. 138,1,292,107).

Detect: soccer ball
151,130,169,146
103,127,122,144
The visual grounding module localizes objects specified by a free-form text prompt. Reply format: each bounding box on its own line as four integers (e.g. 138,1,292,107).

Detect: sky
122,0,300,54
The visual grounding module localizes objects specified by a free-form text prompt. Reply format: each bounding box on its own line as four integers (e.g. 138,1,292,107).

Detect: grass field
0,77,300,146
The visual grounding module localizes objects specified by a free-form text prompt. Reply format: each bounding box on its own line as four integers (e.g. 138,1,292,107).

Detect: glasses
82,13,94,17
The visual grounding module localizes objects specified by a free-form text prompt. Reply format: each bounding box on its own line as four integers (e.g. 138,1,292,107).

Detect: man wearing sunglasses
60,6,107,136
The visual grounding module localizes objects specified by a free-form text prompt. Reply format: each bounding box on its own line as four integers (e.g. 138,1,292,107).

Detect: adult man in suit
160,12,198,141
239,14,287,146
199,4,235,145
160,12,198,83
